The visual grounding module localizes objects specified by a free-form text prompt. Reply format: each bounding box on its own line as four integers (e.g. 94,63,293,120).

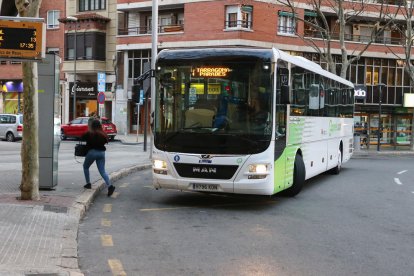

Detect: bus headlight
247,164,270,179
153,159,167,175
249,164,268,173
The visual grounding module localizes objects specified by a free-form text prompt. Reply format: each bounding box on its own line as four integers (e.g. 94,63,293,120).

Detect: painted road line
111,192,119,198
397,170,408,175
101,235,114,247
103,204,112,213
394,178,402,185
101,218,111,227
139,201,275,212
119,183,130,188
108,259,127,276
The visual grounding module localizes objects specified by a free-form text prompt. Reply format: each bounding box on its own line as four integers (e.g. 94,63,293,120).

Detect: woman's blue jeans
83,149,111,188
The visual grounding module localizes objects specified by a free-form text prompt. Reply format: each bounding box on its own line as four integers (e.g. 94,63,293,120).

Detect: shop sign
354,85,366,100
69,82,97,98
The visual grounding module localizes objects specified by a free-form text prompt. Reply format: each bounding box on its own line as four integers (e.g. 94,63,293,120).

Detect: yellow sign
192,67,231,78
181,83,222,94
0,19,45,60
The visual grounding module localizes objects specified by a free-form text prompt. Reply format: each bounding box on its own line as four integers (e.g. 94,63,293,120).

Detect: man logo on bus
193,167,217,174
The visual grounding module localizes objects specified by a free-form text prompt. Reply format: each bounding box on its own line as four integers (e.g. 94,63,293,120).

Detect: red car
60,117,117,141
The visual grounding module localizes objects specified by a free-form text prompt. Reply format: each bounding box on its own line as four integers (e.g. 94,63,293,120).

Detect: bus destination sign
192,67,231,78
0,20,45,60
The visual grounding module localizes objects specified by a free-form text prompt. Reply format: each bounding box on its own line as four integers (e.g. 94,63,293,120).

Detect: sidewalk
0,136,151,276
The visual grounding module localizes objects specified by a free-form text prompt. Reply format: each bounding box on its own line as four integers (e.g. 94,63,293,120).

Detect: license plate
192,183,218,191
106,127,112,130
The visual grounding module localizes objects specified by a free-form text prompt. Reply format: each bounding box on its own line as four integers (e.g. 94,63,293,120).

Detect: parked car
0,114,23,142
60,117,117,141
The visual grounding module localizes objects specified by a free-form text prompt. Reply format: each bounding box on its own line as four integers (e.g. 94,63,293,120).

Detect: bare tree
277,0,398,78
16,0,42,200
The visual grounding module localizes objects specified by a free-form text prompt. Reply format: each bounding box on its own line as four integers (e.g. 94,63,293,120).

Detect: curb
60,163,152,275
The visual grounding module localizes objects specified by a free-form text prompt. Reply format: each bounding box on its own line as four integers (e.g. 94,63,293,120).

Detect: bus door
274,62,289,193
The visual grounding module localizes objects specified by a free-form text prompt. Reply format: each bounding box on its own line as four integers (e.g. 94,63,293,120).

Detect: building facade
60,0,117,124
0,0,66,116
116,0,413,149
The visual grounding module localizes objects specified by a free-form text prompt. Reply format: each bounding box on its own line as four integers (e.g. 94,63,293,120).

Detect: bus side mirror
281,85,290,104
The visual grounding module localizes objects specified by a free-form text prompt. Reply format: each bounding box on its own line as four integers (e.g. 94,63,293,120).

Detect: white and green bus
152,48,354,196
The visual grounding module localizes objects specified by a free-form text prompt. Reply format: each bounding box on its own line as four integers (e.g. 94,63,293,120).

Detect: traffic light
132,84,141,103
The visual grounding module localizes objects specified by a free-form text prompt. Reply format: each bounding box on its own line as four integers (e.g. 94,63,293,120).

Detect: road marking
111,192,119,198
101,235,114,247
394,178,402,185
108,259,127,276
103,204,112,213
120,183,129,188
101,218,111,227
139,201,275,212
397,170,407,175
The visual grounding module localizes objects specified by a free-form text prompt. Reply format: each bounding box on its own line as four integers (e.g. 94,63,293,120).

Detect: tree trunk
16,0,42,200
20,61,40,200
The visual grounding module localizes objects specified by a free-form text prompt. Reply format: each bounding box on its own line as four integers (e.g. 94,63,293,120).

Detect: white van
0,114,23,142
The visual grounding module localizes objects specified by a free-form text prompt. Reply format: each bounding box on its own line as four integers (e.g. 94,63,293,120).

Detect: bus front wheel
283,154,305,197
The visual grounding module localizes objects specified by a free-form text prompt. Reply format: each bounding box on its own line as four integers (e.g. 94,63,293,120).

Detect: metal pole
150,0,158,158
73,23,77,120
377,84,383,151
136,103,140,142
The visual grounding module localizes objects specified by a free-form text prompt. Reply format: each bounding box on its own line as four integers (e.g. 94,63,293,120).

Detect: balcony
304,30,403,45
118,23,184,36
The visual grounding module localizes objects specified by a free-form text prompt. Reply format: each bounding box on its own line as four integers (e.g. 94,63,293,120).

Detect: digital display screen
0,20,44,60
192,67,231,78
0,27,37,50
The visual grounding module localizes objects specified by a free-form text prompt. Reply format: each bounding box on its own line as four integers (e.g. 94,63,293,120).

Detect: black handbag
74,142,88,157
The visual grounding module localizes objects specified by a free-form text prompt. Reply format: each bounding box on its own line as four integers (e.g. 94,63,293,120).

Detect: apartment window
79,0,106,12
225,5,252,29
47,10,60,29
278,11,296,35
65,32,106,61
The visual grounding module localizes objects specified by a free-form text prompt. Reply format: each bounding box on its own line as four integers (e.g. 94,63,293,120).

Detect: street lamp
377,83,385,151
66,16,78,120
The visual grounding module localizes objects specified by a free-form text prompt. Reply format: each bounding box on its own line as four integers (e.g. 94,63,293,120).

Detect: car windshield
154,55,273,154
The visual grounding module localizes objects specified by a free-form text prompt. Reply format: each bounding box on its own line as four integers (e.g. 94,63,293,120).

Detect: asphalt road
78,155,414,276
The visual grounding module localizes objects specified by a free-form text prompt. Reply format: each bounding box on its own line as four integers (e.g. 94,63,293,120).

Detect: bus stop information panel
0,20,45,60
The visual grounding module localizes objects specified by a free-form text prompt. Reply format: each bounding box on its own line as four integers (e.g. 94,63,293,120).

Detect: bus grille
173,163,239,180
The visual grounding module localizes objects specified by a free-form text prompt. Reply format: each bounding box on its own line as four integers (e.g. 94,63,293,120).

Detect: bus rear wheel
330,149,342,175
283,154,305,197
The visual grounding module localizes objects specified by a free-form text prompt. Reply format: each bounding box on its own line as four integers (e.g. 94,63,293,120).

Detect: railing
277,26,296,34
225,20,253,29
304,30,403,45
118,24,184,36
303,30,401,45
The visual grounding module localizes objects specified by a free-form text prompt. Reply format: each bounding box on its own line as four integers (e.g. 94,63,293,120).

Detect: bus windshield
154,55,273,154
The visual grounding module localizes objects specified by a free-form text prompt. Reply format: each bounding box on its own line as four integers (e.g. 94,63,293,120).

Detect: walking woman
81,119,115,197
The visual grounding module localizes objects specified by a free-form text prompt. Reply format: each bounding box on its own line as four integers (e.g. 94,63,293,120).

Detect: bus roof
273,48,354,88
